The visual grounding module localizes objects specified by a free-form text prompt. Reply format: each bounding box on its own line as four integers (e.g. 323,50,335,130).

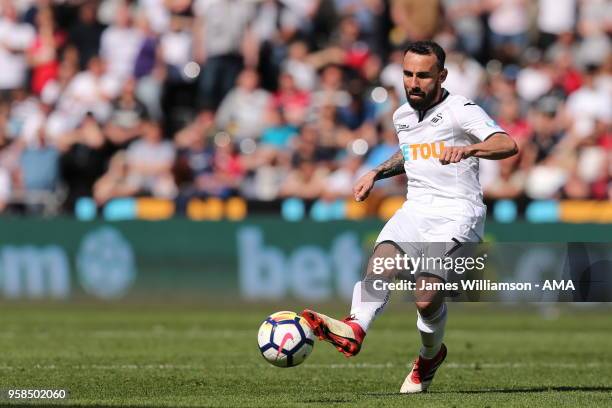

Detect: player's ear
439,68,448,83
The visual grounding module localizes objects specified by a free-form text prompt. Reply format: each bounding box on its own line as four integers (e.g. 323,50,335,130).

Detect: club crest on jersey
430,113,443,127
400,142,445,161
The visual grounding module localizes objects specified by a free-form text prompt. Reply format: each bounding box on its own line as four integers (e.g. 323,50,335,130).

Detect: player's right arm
353,150,404,202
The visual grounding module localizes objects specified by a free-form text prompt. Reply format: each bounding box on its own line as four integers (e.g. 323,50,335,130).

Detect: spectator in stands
566,64,611,140
336,78,377,135
443,0,485,58
0,0,35,94
6,88,42,145
495,96,531,147
390,0,442,44
322,151,364,200
279,157,329,200
0,123,17,212
283,40,317,92
522,97,568,199
379,49,406,102
333,15,371,72
255,106,299,167
133,12,164,122
133,16,159,81
105,78,148,149
159,14,193,83
575,0,611,69
525,97,565,165
292,124,327,164
215,68,270,141
333,0,383,48
308,103,349,161
174,109,216,152
45,56,117,141
100,1,143,84
68,2,104,70
173,112,215,197
39,46,79,109
27,6,64,95
549,47,583,96
209,139,244,197
486,0,529,62
58,113,111,210
444,50,485,100
93,151,138,205
366,125,399,169
516,50,554,104
536,0,576,51
124,119,176,198
270,72,311,126
193,0,258,109
309,64,351,123
252,0,309,90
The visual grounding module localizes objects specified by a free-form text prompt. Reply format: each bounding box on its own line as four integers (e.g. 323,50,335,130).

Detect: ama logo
400,142,445,161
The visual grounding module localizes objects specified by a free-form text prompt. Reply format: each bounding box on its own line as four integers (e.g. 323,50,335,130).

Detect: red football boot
300,309,366,357
400,344,447,393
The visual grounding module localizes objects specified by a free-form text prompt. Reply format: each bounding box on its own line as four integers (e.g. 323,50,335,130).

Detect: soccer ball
257,311,315,367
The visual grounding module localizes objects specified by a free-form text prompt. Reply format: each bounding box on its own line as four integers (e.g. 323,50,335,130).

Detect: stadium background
0,0,610,406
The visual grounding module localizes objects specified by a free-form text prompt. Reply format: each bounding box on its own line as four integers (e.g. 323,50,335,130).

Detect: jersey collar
417,88,449,122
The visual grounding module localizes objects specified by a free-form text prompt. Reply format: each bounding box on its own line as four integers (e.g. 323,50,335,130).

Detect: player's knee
366,242,401,280
415,301,434,313
373,241,401,258
416,299,446,317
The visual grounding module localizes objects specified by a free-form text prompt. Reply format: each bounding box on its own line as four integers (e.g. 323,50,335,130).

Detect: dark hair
404,41,446,70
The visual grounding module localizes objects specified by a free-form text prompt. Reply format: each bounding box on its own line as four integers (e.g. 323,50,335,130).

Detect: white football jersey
393,89,506,206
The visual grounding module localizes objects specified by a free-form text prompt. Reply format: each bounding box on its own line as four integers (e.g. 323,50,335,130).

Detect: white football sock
349,280,390,332
416,303,447,359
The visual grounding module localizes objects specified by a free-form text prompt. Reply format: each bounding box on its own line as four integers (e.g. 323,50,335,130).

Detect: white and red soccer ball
257,311,315,367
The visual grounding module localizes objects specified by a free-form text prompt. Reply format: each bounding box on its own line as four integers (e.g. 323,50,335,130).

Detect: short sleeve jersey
392,89,506,205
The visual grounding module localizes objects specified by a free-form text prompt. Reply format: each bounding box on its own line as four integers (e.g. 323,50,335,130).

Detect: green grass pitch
0,302,611,407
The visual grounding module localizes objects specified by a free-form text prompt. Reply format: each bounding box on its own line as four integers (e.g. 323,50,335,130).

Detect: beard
405,87,438,111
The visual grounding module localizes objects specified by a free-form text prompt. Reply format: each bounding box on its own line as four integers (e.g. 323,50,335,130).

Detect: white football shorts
375,196,486,281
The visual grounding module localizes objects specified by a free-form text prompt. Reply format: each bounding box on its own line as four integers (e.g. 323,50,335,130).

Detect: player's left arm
439,132,518,165
441,101,518,165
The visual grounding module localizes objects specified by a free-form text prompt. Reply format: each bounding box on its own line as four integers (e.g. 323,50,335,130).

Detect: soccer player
301,41,518,393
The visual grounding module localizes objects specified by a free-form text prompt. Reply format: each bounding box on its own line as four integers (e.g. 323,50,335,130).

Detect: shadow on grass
364,386,612,396
299,398,354,403
449,386,612,394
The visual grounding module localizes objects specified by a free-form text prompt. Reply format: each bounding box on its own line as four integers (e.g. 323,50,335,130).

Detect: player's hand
353,171,376,202
439,146,475,165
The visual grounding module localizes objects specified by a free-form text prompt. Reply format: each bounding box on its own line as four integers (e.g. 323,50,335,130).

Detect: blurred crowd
0,0,609,215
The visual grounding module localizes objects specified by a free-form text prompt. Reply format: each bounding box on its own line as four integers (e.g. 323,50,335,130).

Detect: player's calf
300,243,400,357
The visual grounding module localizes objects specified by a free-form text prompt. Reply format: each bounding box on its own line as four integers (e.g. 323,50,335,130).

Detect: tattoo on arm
373,150,405,181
